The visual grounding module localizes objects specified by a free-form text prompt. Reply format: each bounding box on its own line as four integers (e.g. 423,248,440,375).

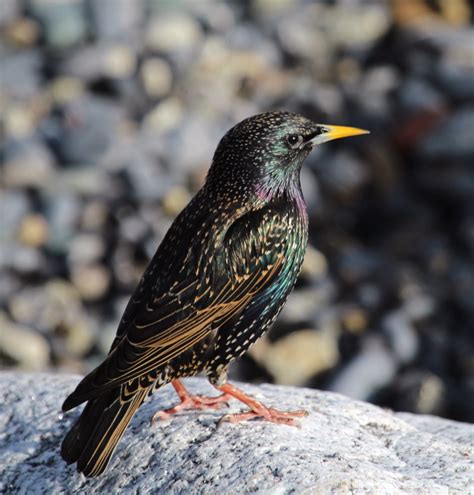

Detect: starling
61,111,368,477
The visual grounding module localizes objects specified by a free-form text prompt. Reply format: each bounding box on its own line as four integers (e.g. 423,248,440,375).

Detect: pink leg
150,379,233,423
216,383,308,427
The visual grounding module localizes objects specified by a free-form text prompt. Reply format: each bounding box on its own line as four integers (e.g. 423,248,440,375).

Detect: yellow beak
309,124,370,146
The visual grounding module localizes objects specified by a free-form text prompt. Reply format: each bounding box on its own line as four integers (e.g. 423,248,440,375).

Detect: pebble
0,191,30,241
161,186,193,217
88,0,143,40
146,13,203,53
382,310,419,364
118,213,148,243
10,246,46,276
56,168,111,196
140,57,173,99
336,248,385,285
29,0,88,50
0,312,50,370
420,108,474,159
315,151,369,198
45,195,81,252
434,63,474,101
398,77,446,115
392,371,446,415
104,45,137,79
5,17,40,47
54,314,97,359
252,326,340,386
42,96,123,165
300,246,328,281
143,97,184,134
0,272,20,303
49,76,85,104
79,200,109,231
68,233,105,265
329,337,398,401
0,50,42,98
71,263,111,301
276,5,330,66
341,306,369,335
325,3,390,48
18,214,49,248
0,0,20,26
8,280,81,333
279,286,334,324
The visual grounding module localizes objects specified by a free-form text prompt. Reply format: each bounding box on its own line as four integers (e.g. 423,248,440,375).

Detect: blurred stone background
0,0,473,423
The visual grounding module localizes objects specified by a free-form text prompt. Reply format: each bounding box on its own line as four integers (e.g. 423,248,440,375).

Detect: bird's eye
287,134,303,149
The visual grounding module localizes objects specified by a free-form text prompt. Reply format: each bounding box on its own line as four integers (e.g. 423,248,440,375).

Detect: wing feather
63,203,288,409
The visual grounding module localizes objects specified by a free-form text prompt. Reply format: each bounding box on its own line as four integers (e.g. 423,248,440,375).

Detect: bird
60,111,368,477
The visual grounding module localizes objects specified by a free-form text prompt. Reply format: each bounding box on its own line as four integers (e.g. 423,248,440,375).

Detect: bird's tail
61,387,149,477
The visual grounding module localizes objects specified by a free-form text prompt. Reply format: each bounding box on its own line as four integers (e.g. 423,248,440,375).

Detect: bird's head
208,111,369,200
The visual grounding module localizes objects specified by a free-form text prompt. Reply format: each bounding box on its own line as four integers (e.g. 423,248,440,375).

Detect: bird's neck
253,175,307,221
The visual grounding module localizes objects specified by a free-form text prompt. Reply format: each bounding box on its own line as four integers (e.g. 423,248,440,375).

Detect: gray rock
383,310,419,364
0,272,20,303
336,247,385,285
251,326,340,386
123,144,175,200
398,77,446,115
2,138,56,188
8,280,83,335
1,373,473,494
420,108,474,159
88,0,144,40
0,0,20,26
45,194,81,252
191,1,235,33
67,233,105,265
435,63,474,101
279,285,335,324
276,6,331,73
70,263,111,301
29,0,88,50
329,336,397,400
0,50,42,98
0,190,30,241
140,57,173,99
42,96,123,165
59,43,137,81
315,150,369,197
146,12,203,55
357,65,400,119
392,370,446,416
8,244,46,276
0,314,50,369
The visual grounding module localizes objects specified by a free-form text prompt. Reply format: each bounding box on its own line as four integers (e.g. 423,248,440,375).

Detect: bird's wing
64,206,287,408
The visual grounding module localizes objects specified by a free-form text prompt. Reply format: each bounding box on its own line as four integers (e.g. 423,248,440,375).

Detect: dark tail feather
61,388,149,477
61,397,108,464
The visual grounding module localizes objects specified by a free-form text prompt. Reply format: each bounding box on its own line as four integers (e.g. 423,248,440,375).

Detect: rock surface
0,373,472,494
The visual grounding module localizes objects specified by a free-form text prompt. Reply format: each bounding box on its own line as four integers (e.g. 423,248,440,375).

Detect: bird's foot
150,379,232,424
216,382,307,427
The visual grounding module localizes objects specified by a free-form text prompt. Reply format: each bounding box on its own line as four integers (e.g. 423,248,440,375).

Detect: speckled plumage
60,111,367,477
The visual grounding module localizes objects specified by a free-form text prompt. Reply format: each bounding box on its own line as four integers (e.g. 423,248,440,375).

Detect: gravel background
1,0,473,423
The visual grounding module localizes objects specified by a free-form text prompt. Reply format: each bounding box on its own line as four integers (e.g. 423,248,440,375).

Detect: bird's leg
150,379,233,423
215,383,308,427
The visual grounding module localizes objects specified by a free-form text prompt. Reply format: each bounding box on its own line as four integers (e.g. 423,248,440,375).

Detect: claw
217,408,307,427
151,380,308,428
215,382,308,427
150,380,232,424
